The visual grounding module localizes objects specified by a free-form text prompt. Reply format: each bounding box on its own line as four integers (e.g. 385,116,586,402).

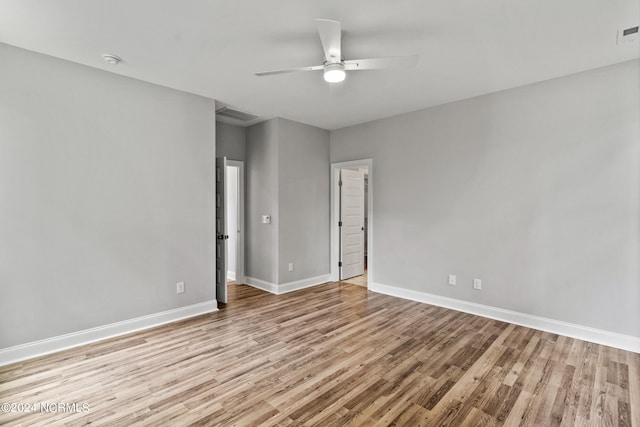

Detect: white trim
227,160,245,285
245,276,279,294
330,159,373,287
227,271,236,281
0,301,218,366
278,274,331,294
245,274,331,295
370,282,640,353
330,166,340,282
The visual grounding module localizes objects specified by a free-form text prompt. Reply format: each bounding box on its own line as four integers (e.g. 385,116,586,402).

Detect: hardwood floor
1,282,638,426
341,271,368,288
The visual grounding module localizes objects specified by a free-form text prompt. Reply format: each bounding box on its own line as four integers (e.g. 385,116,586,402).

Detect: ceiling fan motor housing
324,62,346,83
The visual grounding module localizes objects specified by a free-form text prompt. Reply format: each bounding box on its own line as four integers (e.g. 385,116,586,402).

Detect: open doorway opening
226,161,245,286
331,159,373,288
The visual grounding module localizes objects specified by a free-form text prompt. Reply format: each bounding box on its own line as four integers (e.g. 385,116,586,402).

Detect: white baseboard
278,274,331,294
370,282,640,354
227,271,236,281
0,300,218,366
245,276,279,293
245,274,331,295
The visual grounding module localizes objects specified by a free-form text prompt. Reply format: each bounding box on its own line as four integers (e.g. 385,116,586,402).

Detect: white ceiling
0,0,638,130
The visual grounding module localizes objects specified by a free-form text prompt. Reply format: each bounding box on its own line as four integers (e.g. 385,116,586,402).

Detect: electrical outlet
288,262,294,272
473,279,482,290
176,282,185,294
448,274,456,285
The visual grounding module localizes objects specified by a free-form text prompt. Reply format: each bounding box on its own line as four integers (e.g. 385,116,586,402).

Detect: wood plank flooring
341,271,368,288
1,282,638,426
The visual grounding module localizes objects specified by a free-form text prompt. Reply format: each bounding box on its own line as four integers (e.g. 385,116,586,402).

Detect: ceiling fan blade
344,55,419,71
255,65,324,76
316,19,342,63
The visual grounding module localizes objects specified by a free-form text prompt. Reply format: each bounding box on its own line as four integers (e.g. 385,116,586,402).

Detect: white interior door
227,160,245,284
340,169,365,280
216,157,228,303
225,165,238,281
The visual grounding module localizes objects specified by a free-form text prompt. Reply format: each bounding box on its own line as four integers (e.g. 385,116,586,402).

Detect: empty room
1,1,639,426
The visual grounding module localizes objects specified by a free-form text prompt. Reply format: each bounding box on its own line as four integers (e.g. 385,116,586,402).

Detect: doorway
226,161,245,286
330,159,373,287
216,158,245,305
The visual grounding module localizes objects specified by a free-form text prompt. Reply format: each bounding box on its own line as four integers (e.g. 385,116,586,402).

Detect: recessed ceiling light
102,54,121,65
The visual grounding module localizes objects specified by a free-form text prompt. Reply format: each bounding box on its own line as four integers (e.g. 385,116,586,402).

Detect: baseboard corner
277,274,332,294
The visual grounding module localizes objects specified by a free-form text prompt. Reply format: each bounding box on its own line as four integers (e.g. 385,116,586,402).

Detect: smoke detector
102,54,121,65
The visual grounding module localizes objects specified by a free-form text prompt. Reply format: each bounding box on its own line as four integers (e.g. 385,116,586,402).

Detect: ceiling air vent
216,106,259,123
618,25,639,45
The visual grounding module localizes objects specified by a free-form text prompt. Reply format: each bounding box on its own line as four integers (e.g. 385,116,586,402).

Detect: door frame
227,160,245,285
330,159,373,286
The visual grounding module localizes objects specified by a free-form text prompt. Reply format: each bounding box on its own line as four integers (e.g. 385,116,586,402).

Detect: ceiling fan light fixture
323,62,345,83
254,19,418,84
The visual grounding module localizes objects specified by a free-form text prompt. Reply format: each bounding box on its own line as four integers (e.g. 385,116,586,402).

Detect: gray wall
278,119,330,282
246,118,330,285
0,44,217,348
216,121,246,161
246,119,280,284
330,60,640,336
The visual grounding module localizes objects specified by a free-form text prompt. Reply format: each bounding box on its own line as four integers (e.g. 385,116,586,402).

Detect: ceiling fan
255,19,419,83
